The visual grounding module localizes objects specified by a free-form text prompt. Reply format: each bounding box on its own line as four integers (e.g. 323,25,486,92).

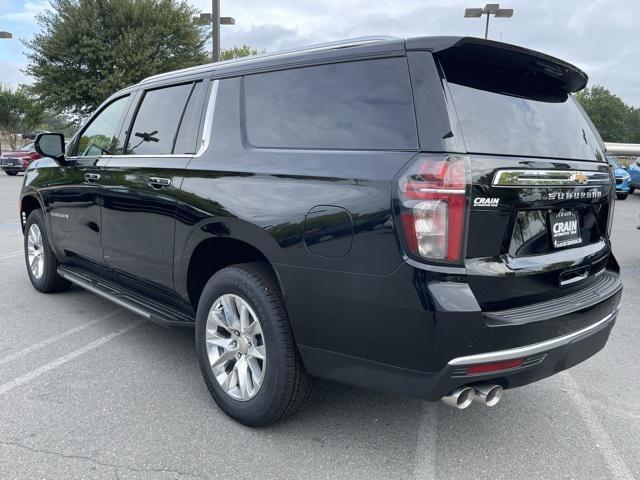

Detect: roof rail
139,36,398,85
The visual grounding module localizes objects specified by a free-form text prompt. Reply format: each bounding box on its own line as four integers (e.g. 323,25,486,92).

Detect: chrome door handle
84,173,100,182
148,177,171,188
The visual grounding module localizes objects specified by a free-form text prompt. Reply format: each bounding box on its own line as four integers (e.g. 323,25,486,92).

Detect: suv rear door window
244,58,418,150
127,83,192,155
174,82,205,155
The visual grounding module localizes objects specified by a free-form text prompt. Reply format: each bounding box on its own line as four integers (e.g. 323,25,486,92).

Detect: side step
57,265,195,327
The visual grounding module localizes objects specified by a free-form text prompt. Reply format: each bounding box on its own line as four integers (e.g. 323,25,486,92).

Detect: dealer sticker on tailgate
550,210,582,249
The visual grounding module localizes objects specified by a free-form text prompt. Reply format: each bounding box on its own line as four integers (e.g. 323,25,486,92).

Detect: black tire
629,187,635,194
195,262,313,427
5,171,18,176
23,209,71,293
616,193,628,200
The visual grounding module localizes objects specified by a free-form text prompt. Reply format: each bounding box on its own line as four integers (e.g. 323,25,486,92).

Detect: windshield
19,142,34,152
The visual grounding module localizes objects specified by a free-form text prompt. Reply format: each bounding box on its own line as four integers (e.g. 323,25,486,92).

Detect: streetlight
0,31,13,39
464,4,513,39
194,1,235,62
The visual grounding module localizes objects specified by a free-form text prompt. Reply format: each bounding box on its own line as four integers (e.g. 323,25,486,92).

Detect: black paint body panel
19,36,622,401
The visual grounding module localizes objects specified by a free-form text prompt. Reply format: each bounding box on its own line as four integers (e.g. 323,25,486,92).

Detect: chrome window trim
492,169,611,188
195,79,218,158
448,308,618,366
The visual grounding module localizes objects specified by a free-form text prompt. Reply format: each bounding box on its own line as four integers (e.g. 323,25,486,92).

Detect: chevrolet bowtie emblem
571,172,588,184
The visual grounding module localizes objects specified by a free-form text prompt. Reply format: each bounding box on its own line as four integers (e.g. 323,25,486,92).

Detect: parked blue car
607,155,631,200
626,158,640,194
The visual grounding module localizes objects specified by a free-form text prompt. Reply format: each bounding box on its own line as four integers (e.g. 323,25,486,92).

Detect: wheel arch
183,235,286,309
19,193,45,232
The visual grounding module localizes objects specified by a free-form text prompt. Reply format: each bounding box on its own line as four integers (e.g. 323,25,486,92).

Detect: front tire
616,193,628,200
195,262,313,426
628,187,635,194
24,209,71,293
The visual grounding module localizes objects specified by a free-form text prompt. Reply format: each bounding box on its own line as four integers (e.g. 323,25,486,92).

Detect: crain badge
473,197,500,207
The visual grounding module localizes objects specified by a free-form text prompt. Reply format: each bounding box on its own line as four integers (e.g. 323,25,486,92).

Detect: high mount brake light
397,155,470,263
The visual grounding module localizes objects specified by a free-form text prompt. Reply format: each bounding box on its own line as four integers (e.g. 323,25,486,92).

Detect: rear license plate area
549,210,582,249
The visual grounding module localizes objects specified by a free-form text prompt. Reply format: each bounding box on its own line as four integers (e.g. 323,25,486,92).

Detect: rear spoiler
406,36,588,94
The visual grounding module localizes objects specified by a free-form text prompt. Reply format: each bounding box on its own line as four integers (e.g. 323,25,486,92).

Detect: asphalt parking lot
0,172,639,480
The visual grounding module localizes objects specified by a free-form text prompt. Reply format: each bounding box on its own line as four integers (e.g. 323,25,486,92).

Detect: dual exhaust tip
441,383,503,409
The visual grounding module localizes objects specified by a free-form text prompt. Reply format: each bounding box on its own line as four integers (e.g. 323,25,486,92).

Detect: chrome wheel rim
205,294,266,401
27,223,44,280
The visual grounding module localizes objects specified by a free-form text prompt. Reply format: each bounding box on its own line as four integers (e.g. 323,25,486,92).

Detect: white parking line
561,372,635,480
412,402,438,479
0,250,23,260
0,320,142,396
0,310,121,367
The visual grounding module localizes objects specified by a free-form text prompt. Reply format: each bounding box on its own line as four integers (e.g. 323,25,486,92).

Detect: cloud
0,61,29,88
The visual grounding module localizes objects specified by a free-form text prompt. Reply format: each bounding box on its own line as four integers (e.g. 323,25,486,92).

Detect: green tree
628,107,640,144
0,86,42,150
220,45,261,61
575,85,631,142
24,0,209,116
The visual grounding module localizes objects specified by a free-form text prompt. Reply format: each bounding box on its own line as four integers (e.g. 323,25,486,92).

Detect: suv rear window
244,58,418,150
440,55,604,161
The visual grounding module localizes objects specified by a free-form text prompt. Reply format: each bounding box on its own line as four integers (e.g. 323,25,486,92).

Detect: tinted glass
174,82,204,154
76,96,129,157
448,83,603,161
127,83,192,155
244,58,417,150
607,156,620,168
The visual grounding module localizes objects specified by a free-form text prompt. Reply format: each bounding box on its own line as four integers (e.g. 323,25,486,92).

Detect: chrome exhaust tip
441,386,475,410
473,383,503,407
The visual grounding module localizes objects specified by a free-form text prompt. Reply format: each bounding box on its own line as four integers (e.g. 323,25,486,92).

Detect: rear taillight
397,155,470,263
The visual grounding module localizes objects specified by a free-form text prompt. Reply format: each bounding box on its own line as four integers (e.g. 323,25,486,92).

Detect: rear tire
616,193,628,200
195,262,313,426
24,209,71,293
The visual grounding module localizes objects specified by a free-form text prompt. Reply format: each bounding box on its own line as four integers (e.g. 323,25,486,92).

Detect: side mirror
34,133,66,165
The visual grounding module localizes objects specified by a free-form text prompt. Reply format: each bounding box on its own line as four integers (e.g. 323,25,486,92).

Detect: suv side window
244,57,418,150
76,95,129,157
174,82,205,155
126,83,193,155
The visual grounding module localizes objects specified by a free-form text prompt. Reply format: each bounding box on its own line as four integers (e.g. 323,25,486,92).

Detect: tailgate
465,157,614,310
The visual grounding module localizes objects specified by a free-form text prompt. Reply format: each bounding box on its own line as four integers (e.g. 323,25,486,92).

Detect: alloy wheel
205,294,267,401
27,223,45,280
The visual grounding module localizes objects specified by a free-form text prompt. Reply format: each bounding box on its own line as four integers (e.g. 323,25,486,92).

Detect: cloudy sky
1,0,639,105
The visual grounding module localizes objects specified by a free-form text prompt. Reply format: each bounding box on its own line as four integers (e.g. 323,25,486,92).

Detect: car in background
607,155,630,199
0,142,40,176
626,158,640,194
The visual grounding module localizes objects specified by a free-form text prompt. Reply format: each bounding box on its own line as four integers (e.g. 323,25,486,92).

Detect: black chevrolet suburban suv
21,36,622,426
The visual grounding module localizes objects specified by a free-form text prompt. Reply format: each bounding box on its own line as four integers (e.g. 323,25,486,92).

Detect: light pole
464,4,513,39
195,1,235,62
0,31,13,39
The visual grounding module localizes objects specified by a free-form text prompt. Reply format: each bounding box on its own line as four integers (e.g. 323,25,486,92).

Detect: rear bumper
299,306,618,401
285,261,622,401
